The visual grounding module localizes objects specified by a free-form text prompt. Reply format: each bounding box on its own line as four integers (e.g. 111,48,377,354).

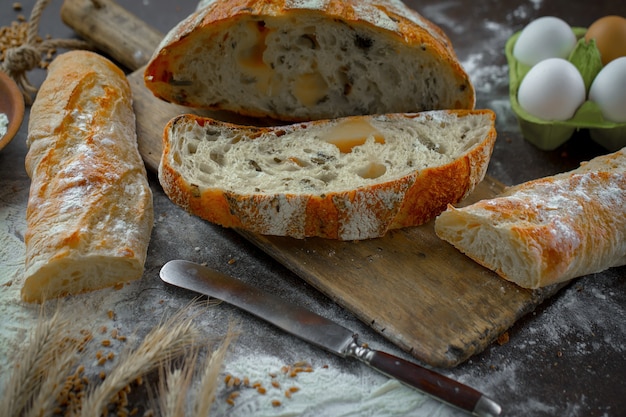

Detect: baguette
158,110,496,240
144,0,475,121
23,51,154,303
434,148,626,289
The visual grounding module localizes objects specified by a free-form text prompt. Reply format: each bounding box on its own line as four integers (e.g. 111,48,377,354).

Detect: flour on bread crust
435,148,626,288
23,51,154,302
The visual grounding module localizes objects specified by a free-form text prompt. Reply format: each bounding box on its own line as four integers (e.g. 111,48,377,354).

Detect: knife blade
160,259,501,417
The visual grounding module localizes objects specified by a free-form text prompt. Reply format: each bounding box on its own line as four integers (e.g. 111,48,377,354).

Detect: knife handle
348,343,501,417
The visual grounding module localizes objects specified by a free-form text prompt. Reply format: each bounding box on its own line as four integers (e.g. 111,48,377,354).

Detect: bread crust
159,110,496,240
435,148,626,288
23,51,154,302
144,0,474,121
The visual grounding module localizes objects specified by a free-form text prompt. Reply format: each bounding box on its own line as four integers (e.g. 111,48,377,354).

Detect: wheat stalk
24,338,81,417
192,322,238,417
0,307,73,417
76,309,201,417
158,353,198,417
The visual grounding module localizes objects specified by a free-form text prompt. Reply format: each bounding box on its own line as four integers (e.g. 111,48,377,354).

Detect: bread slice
435,148,626,289
144,0,475,121
23,51,154,302
158,110,496,240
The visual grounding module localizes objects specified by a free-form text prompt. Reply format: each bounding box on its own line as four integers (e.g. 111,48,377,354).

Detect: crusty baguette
158,110,496,240
23,51,154,303
435,148,626,289
144,0,475,121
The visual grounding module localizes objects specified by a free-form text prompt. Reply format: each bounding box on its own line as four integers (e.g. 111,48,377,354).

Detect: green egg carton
505,27,626,151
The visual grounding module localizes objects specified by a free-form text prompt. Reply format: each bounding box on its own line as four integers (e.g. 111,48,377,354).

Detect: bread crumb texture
145,0,474,121
159,110,496,240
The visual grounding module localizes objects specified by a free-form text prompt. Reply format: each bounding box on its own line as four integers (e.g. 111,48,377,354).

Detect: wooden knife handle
365,350,501,416
61,0,163,71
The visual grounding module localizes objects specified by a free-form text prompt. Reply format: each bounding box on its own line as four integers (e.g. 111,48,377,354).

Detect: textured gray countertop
1,1,624,416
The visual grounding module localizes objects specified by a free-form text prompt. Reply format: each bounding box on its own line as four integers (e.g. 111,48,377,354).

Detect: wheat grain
76,311,201,417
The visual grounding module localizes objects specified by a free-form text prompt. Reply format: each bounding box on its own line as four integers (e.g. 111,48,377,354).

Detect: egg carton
506,27,626,151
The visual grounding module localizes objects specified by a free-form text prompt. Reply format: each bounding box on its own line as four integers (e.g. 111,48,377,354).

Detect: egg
513,17,577,66
589,57,626,123
517,58,586,121
585,16,626,65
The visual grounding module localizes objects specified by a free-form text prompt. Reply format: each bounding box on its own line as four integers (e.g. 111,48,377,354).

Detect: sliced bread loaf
435,148,626,288
144,0,475,121
158,110,496,240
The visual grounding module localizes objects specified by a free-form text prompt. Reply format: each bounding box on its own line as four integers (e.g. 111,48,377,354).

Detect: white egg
589,57,626,123
513,16,577,66
517,58,586,121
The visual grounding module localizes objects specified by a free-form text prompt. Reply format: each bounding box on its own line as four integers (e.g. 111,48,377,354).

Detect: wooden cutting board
62,0,563,368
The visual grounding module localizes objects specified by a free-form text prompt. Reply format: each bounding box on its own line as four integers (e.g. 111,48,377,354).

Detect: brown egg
585,15,626,65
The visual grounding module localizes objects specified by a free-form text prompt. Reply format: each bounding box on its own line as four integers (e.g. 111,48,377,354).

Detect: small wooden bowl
0,70,25,152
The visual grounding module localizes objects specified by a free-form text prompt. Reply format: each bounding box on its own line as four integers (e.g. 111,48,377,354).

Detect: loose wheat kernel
98,357,107,366
271,380,280,388
272,400,282,407
233,377,241,386
99,371,106,380
289,386,300,393
102,339,111,347
100,326,108,334
257,386,266,395
243,376,250,386
284,390,291,399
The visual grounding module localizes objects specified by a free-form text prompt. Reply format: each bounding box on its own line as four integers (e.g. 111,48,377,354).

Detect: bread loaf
158,110,496,240
435,148,626,289
144,0,475,121
23,51,154,303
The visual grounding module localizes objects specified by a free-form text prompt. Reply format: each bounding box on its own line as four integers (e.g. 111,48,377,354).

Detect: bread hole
237,20,269,69
187,141,198,155
172,151,182,166
292,72,328,107
199,162,213,174
321,118,385,153
356,162,386,180
287,157,310,168
297,32,319,49
315,172,337,184
354,33,374,51
209,150,225,166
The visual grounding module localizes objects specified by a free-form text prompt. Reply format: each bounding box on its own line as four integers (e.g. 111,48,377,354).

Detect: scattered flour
210,353,459,417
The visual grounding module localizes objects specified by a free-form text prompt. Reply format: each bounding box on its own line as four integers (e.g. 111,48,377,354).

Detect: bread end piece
435,148,626,288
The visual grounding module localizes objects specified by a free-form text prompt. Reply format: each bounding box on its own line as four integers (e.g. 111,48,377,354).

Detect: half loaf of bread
435,148,626,289
159,110,496,240
23,51,154,303
144,0,475,121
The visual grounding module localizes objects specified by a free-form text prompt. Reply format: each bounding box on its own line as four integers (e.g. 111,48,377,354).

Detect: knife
160,260,501,417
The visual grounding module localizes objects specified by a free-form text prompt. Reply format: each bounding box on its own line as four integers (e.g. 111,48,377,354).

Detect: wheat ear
193,322,239,417
76,310,201,417
0,307,73,417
